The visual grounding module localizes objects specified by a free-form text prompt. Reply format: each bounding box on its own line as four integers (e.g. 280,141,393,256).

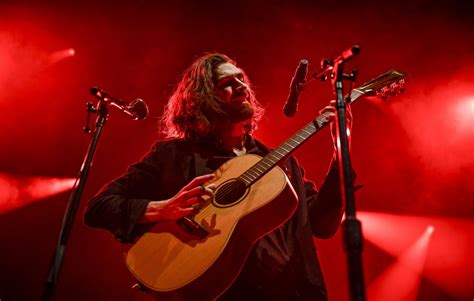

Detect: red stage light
455,97,474,122
0,173,76,214
422,218,474,299
368,226,434,301
67,48,76,56
426,225,434,234
386,80,474,176
358,211,429,256
0,174,20,212
48,48,76,65
359,211,474,299
24,176,76,200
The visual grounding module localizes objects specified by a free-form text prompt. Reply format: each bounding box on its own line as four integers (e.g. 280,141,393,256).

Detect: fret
239,175,251,185
351,89,364,99
273,149,285,157
314,118,324,129
295,133,305,140
288,138,299,146
262,158,272,165
241,173,252,182
301,128,312,135
294,135,304,141
267,153,279,161
265,160,275,167
246,172,257,181
240,173,253,185
240,173,252,181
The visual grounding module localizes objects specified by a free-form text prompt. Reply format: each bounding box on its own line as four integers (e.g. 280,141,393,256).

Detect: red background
1,0,473,300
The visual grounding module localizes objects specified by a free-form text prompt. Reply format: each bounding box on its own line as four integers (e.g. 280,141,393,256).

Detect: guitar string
196,181,248,219
195,189,240,222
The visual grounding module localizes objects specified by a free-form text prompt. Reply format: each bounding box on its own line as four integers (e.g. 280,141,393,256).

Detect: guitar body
122,154,299,300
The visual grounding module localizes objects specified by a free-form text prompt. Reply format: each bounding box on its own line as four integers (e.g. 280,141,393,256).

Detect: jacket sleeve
83,142,165,243
304,159,345,239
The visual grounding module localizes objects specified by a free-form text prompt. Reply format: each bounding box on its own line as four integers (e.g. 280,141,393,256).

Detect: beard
222,99,255,122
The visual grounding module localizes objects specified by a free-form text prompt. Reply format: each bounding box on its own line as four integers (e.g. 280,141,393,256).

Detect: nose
235,78,248,92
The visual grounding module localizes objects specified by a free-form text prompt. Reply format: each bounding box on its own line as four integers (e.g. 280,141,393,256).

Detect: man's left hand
318,100,353,156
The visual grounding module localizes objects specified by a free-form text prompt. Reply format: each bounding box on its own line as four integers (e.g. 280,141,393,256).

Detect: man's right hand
139,174,216,223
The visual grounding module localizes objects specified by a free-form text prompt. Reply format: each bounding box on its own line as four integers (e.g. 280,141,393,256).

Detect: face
213,62,254,121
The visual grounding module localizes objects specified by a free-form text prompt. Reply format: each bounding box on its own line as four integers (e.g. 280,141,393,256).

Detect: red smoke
0,173,76,214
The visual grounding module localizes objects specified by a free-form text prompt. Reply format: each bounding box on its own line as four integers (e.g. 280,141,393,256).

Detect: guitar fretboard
239,89,365,186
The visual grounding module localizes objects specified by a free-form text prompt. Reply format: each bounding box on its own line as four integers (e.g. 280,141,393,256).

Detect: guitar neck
239,88,365,186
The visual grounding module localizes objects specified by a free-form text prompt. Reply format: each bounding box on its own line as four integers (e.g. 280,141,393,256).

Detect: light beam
0,173,75,213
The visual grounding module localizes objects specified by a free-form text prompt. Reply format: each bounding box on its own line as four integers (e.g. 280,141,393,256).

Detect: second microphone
283,59,308,117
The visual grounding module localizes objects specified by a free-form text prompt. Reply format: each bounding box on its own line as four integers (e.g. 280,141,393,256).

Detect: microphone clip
309,45,361,83
83,102,97,133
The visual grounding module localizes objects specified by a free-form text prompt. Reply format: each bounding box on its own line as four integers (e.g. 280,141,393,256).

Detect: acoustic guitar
122,69,407,300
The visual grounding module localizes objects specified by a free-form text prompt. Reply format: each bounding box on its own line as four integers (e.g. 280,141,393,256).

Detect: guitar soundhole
213,178,248,208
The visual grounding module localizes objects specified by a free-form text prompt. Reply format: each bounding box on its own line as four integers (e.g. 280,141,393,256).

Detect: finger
346,105,353,118
178,185,214,201
345,107,353,126
321,111,335,121
202,183,217,195
319,106,336,115
206,183,217,191
175,207,196,219
181,174,215,191
182,196,209,207
328,100,353,109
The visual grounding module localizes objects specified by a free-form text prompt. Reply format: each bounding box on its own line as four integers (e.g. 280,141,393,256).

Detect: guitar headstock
357,69,408,101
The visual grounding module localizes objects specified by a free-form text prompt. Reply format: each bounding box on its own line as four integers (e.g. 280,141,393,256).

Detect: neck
218,122,246,151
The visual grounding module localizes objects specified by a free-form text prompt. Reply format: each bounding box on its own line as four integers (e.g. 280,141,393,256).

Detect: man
84,53,350,300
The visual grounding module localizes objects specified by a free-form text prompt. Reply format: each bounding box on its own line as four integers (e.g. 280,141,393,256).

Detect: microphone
333,45,360,64
125,98,149,120
90,86,149,120
283,59,308,117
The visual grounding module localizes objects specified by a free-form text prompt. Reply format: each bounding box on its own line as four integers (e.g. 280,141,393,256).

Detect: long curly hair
160,53,264,141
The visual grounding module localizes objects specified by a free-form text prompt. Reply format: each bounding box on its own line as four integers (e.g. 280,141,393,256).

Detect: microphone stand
306,45,366,301
331,51,366,301
40,97,109,301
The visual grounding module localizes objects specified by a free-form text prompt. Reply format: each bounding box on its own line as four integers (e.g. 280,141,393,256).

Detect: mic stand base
342,218,365,301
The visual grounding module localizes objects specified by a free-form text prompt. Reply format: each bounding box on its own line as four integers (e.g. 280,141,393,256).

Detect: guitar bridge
177,217,209,239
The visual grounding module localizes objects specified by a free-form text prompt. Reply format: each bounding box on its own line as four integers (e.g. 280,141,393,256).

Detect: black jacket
84,137,344,300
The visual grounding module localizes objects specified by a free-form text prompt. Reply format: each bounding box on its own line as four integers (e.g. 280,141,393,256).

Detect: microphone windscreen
129,98,149,120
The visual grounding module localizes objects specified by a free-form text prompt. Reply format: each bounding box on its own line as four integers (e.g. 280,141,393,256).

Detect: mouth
232,94,249,103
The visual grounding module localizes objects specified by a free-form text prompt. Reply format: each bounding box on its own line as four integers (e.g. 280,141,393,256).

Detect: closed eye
217,76,245,89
